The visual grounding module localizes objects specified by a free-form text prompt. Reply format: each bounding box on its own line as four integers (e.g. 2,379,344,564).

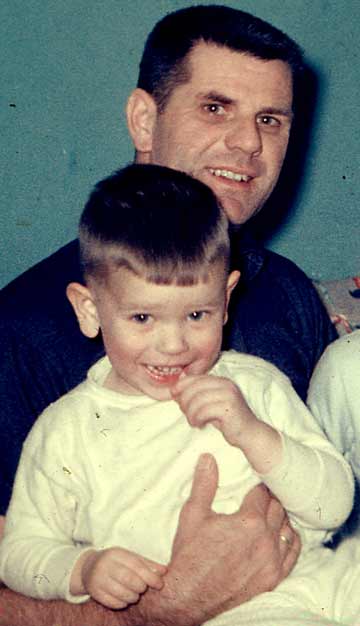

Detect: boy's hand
172,373,256,447
75,547,167,609
172,374,282,475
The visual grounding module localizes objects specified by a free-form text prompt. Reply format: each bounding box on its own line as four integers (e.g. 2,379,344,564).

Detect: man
0,5,333,624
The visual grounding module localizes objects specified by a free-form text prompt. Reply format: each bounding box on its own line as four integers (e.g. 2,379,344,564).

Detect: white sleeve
0,417,90,603
248,366,354,531
259,432,354,529
307,333,360,473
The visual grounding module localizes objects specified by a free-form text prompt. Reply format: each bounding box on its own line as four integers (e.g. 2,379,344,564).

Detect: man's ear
126,88,158,162
66,282,100,338
223,270,240,324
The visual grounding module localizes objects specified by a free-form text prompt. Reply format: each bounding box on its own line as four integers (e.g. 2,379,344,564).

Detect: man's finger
188,453,219,511
281,530,301,577
266,493,287,531
171,454,219,557
236,483,271,518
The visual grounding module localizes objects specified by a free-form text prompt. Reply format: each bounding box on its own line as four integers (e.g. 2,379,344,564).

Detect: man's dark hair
137,4,304,111
79,164,230,285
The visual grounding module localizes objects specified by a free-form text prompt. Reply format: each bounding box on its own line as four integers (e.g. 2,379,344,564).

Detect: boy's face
76,264,239,401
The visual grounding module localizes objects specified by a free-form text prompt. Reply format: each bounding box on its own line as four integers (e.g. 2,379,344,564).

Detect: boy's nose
157,325,188,354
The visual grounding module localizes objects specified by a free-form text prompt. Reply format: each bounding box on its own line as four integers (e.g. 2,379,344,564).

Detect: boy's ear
223,270,240,324
66,282,100,338
126,88,158,161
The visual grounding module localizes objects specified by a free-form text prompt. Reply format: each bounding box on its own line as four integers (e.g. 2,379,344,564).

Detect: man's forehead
187,41,293,83
182,42,293,105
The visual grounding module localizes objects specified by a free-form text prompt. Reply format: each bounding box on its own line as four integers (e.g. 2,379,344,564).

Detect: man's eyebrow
259,106,294,119
197,91,234,105
197,93,294,119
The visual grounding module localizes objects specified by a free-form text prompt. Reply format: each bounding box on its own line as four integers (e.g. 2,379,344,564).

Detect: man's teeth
210,168,251,182
147,365,182,375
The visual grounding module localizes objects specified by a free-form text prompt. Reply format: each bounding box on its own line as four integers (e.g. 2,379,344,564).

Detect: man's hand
141,453,300,626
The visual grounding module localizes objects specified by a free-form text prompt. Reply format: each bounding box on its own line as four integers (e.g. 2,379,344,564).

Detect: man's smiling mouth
209,168,252,182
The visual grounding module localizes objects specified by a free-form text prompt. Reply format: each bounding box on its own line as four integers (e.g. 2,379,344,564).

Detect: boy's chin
146,386,173,402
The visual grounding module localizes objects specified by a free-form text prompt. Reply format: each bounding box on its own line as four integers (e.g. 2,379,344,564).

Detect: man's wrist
0,587,145,626
136,566,204,626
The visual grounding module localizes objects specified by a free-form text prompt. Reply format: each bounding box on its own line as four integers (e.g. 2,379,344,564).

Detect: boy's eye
132,313,150,324
188,311,206,321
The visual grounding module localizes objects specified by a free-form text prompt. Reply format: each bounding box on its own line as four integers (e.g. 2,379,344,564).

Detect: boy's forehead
102,261,228,300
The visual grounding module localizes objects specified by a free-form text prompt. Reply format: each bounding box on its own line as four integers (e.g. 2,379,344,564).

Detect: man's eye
203,103,225,116
188,311,206,321
132,313,150,324
258,115,280,127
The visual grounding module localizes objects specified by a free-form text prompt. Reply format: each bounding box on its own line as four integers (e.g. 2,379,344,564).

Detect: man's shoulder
255,247,312,284
1,239,81,296
0,240,81,323
233,231,313,288
237,244,317,311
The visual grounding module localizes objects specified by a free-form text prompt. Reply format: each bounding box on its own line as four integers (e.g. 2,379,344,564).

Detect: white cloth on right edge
308,329,360,484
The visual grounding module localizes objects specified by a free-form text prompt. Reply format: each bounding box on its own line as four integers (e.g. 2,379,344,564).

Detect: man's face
147,43,293,224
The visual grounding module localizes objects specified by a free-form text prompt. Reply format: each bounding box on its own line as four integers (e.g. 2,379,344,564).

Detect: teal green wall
1,0,359,288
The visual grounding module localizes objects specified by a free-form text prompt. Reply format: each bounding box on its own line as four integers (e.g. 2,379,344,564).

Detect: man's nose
224,118,262,156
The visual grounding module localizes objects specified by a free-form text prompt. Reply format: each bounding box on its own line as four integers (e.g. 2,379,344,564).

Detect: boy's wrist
70,548,97,596
240,419,283,475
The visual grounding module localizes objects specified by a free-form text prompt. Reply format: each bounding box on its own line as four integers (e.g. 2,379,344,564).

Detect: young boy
0,165,357,625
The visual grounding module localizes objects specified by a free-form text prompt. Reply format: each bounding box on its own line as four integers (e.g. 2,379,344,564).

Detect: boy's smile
144,364,186,385
88,265,239,401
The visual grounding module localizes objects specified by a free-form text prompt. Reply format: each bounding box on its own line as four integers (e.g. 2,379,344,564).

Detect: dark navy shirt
0,235,336,514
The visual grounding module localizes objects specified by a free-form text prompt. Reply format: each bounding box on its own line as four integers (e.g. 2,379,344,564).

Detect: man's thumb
188,453,219,511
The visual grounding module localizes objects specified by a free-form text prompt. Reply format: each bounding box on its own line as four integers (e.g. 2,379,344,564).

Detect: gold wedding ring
280,534,292,546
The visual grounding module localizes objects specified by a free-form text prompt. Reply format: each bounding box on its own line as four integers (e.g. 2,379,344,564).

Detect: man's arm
0,455,300,626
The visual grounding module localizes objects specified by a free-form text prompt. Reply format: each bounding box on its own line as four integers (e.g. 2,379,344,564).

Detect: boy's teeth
210,168,251,182
147,365,182,374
